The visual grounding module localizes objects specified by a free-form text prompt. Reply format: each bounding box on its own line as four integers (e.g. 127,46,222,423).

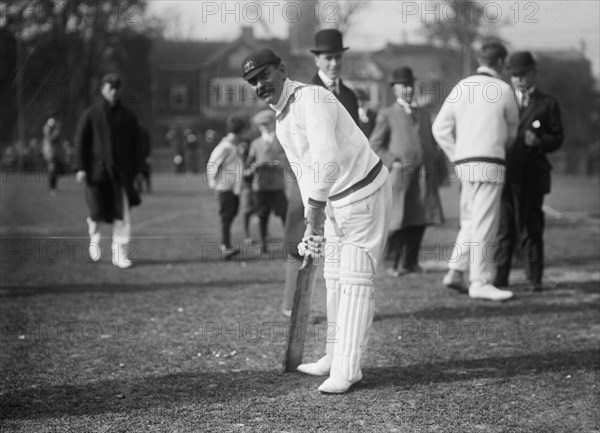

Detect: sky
147,0,600,77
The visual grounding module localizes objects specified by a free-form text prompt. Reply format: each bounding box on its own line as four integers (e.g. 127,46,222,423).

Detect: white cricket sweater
270,79,387,209
432,66,519,183
206,136,243,194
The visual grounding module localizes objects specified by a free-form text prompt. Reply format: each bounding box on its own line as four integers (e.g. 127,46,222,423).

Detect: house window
207,78,258,107
170,85,189,110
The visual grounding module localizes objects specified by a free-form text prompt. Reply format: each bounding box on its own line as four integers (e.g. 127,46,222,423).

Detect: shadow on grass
374,288,599,322
361,348,600,390
1,349,597,420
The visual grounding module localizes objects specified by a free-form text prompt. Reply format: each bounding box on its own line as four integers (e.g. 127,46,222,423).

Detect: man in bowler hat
74,73,144,269
370,67,444,277
495,51,563,291
310,28,359,124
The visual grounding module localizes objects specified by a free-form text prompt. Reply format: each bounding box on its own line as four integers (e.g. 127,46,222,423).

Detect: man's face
314,51,344,80
101,83,120,106
393,83,415,104
257,121,275,135
246,63,287,105
511,69,536,92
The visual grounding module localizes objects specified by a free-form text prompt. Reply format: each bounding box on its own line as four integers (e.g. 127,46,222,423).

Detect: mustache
257,86,274,98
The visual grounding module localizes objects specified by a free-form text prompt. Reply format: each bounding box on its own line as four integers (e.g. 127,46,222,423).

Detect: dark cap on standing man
309,29,349,54
241,48,282,81
100,73,122,89
506,51,537,75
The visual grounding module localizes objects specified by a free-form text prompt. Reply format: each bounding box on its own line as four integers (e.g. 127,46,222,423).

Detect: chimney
241,26,253,40
288,1,317,55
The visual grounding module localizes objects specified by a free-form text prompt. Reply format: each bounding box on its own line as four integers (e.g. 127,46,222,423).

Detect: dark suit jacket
75,99,143,207
506,89,563,194
358,108,377,139
310,73,359,125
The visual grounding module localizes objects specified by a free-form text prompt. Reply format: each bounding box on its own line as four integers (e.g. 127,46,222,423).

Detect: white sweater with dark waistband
270,79,387,209
432,66,519,183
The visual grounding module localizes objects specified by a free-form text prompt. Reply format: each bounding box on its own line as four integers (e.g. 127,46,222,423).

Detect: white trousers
449,179,503,285
324,181,393,269
88,188,131,246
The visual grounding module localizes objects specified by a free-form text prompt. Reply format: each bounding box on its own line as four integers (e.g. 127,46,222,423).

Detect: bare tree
318,0,368,33
0,0,156,143
422,0,503,76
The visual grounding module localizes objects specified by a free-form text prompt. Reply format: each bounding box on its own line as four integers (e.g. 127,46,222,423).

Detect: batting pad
334,244,375,381
323,235,342,363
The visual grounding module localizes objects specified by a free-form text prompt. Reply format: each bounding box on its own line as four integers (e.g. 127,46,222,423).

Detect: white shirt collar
396,98,413,114
270,79,302,117
318,70,339,89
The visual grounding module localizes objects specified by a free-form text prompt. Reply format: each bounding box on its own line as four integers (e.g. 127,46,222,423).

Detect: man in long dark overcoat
74,73,144,269
370,67,444,276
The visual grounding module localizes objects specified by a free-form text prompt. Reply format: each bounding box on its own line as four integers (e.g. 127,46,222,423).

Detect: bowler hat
310,29,348,54
100,73,122,88
389,67,416,86
506,51,536,75
242,48,282,81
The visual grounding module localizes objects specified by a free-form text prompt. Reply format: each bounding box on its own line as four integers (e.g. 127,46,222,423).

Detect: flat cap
100,73,122,88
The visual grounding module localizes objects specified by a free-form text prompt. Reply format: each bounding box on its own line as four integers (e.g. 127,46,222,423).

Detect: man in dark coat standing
495,51,563,291
75,73,144,269
370,67,444,277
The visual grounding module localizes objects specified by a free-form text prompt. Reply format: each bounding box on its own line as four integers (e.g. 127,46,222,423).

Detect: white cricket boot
318,245,374,394
87,217,101,262
111,242,132,269
469,282,513,301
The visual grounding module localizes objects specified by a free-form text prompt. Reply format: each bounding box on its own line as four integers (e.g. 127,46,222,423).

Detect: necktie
327,82,338,95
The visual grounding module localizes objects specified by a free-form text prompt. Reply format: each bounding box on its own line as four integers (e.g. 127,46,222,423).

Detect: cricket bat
282,254,319,372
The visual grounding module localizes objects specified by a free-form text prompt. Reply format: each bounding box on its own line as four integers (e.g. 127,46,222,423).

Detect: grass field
1,171,599,432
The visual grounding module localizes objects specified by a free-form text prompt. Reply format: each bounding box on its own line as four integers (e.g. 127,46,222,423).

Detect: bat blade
282,255,319,372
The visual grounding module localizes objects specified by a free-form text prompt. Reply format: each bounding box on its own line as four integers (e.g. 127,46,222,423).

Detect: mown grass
1,171,598,432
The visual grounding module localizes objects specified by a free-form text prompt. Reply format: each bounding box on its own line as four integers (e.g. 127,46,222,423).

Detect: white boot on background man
87,217,101,262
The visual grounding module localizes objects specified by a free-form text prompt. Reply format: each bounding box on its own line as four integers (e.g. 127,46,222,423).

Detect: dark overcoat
505,89,563,195
370,103,444,232
74,98,143,222
310,74,360,125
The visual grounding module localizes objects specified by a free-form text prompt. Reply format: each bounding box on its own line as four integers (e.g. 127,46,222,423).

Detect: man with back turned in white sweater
432,41,519,302
242,48,392,394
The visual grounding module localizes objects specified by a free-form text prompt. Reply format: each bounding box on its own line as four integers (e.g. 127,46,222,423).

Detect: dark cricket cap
506,51,537,75
241,48,281,81
100,73,122,88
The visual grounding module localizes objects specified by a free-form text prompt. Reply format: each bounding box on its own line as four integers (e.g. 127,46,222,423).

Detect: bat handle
300,254,313,269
